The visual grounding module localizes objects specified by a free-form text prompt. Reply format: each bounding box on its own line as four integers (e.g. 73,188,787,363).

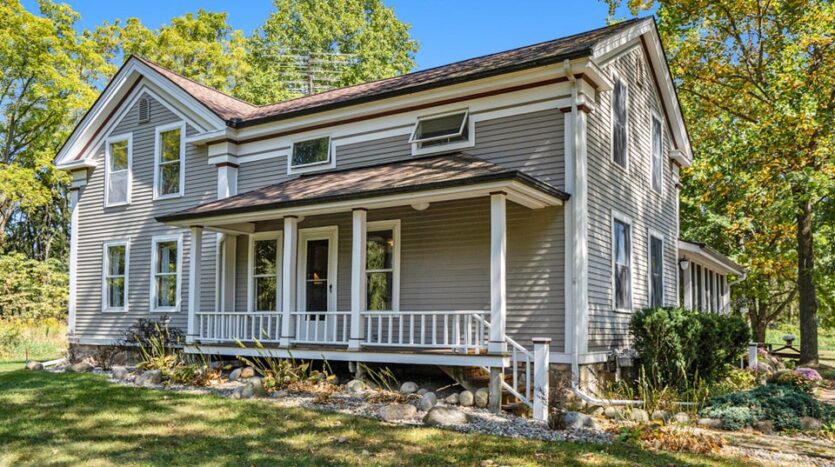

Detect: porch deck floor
193,341,488,356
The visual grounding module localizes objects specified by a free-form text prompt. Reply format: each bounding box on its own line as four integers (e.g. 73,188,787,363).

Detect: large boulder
345,379,367,393
754,420,773,434
474,388,489,408
418,392,437,412
628,408,649,423
379,403,417,421
423,407,468,427
249,377,266,397
697,418,722,429
603,406,622,419
400,381,419,395
25,361,44,371
232,384,254,399
799,417,822,431
228,368,243,381
673,412,690,424
459,390,474,407
239,367,256,379
136,369,162,386
561,411,598,430
651,410,671,423
111,366,131,380
68,361,93,373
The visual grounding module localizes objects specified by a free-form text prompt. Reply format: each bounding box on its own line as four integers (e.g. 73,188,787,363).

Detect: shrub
701,406,758,431
0,253,68,321
0,320,23,359
630,307,750,390
236,340,334,393
708,366,760,396
770,370,820,394
702,384,835,431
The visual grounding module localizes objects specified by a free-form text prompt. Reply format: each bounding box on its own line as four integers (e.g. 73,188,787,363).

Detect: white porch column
699,266,707,311
349,208,367,351
533,337,551,421
280,216,299,347
216,162,238,312
187,226,203,344
489,193,507,354
722,275,731,313
67,187,81,336
682,262,693,310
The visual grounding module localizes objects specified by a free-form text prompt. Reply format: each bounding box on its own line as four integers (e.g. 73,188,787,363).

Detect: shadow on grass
0,365,745,466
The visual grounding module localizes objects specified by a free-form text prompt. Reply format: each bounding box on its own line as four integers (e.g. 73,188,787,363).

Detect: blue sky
23,0,648,70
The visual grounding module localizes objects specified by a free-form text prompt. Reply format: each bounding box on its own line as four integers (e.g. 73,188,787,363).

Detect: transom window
105,135,131,206
151,235,181,312
291,137,331,168
612,77,629,168
155,123,184,198
366,221,400,311
651,114,663,193
102,241,128,311
410,110,470,149
613,217,632,311
250,235,281,312
649,233,664,308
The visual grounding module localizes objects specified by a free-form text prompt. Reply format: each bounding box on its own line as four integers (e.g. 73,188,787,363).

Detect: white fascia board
678,240,745,275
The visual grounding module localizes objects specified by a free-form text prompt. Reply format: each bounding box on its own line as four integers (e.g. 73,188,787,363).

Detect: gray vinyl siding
585,47,679,352
74,92,218,341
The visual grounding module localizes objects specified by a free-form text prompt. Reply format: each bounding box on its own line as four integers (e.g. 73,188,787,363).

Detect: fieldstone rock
110,351,129,366
445,393,459,405
423,407,468,427
673,412,690,424
417,388,429,396
136,369,162,386
400,381,419,394
111,366,130,380
588,406,605,417
651,410,671,422
474,388,489,408
379,403,417,421
249,377,266,397
229,368,243,381
25,361,43,371
800,417,822,431
697,418,722,429
756,361,773,374
68,361,93,373
604,406,622,419
772,369,792,380
561,411,598,430
345,379,367,393
628,408,649,423
239,367,256,379
418,392,437,411
459,390,474,407
232,384,255,399
754,420,773,434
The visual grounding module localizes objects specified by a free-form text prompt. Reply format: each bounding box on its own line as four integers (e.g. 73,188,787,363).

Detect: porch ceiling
156,152,569,227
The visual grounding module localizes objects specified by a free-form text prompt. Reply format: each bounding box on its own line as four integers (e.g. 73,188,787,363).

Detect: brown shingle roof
139,18,646,127
156,153,568,223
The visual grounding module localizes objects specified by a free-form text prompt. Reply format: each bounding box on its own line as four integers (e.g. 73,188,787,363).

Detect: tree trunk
796,197,818,365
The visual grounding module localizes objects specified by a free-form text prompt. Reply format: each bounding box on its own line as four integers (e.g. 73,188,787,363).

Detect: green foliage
0,318,66,360
360,363,400,392
630,307,750,390
769,371,820,395
701,406,758,431
708,366,760,396
702,384,835,431
0,253,67,321
235,339,333,392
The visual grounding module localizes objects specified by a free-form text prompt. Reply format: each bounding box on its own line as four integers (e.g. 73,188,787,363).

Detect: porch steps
437,365,528,407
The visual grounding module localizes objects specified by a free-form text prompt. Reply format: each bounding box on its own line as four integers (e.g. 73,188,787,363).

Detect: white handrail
361,310,488,351
473,314,534,409
291,311,351,345
195,311,283,343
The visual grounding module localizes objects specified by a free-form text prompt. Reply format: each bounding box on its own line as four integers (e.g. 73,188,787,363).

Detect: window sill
153,193,184,202
612,307,634,314
151,308,180,313
288,160,335,175
101,308,127,313
105,202,131,208
411,139,475,157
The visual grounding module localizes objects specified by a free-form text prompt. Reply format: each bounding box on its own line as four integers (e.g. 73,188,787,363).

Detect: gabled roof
678,239,745,276
156,153,569,224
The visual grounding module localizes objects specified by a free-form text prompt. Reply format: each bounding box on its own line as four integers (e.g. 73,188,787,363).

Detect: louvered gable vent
138,97,150,123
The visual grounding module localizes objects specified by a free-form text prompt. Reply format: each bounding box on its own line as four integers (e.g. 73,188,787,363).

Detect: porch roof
156,153,569,226
678,239,745,276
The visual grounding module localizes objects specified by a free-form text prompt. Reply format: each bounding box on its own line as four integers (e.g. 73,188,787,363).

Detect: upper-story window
651,114,663,193
410,110,472,155
291,136,331,169
612,76,629,169
613,214,632,311
105,134,132,207
154,122,185,199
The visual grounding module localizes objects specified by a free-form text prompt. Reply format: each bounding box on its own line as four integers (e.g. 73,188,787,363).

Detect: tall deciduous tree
605,0,834,364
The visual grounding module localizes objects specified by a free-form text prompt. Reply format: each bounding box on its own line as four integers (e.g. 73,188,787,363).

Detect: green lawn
0,360,751,466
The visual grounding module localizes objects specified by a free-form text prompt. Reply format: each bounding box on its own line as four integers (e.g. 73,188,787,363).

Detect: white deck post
280,216,298,347
722,275,731,313
67,187,80,336
533,337,551,421
489,192,507,354
682,263,693,310
349,209,367,351
216,162,238,312
748,342,758,371
187,226,203,344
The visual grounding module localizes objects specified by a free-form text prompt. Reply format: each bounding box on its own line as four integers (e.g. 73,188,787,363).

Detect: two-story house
54,18,743,414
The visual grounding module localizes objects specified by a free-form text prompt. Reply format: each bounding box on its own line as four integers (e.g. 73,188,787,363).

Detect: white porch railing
291,311,351,345
195,311,283,343
361,310,489,352
474,314,534,409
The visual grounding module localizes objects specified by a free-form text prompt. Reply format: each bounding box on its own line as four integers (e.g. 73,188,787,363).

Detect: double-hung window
648,233,664,308
151,235,182,312
155,123,185,199
249,233,281,312
102,240,129,312
365,220,400,311
410,110,472,154
651,114,663,193
105,134,132,206
612,77,629,169
613,215,632,311
290,136,332,173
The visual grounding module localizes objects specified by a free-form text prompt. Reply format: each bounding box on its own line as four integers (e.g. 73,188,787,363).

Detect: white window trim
649,110,664,195
288,135,335,174
104,133,133,207
366,219,401,312
153,121,187,200
101,240,129,312
297,225,339,312
610,72,629,173
150,234,184,313
247,231,283,312
647,228,665,309
611,210,633,313
410,109,475,156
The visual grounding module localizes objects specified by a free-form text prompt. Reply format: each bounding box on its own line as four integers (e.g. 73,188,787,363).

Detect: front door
297,226,337,341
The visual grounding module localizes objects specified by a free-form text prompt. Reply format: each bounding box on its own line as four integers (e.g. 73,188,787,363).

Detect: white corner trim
101,239,130,313
153,121,187,200
103,133,133,208
150,233,184,313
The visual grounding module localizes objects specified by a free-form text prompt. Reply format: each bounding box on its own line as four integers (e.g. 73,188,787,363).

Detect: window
102,241,129,312
651,114,663,193
249,233,281,312
612,77,629,168
613,216,632,311
105,134,131,206
410,110,472,154
155,123,185,199
649,233,664,308
365,221,400,311
291,136,331,169
151,235,182,312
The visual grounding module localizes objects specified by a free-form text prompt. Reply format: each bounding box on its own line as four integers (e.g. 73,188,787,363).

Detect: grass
765,324,835,369
0,360,753,466
0,319,66,361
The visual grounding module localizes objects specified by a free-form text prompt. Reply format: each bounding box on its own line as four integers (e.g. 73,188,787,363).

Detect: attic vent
635,53,645,88
138,97,151,123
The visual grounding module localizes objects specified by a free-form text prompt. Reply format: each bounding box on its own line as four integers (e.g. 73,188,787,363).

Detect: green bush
702,384,835,431
0,253,68,321
630,307,750,390
701,405,758,431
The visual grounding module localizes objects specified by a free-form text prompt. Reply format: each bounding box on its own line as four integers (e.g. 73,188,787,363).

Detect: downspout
729,270,747,287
